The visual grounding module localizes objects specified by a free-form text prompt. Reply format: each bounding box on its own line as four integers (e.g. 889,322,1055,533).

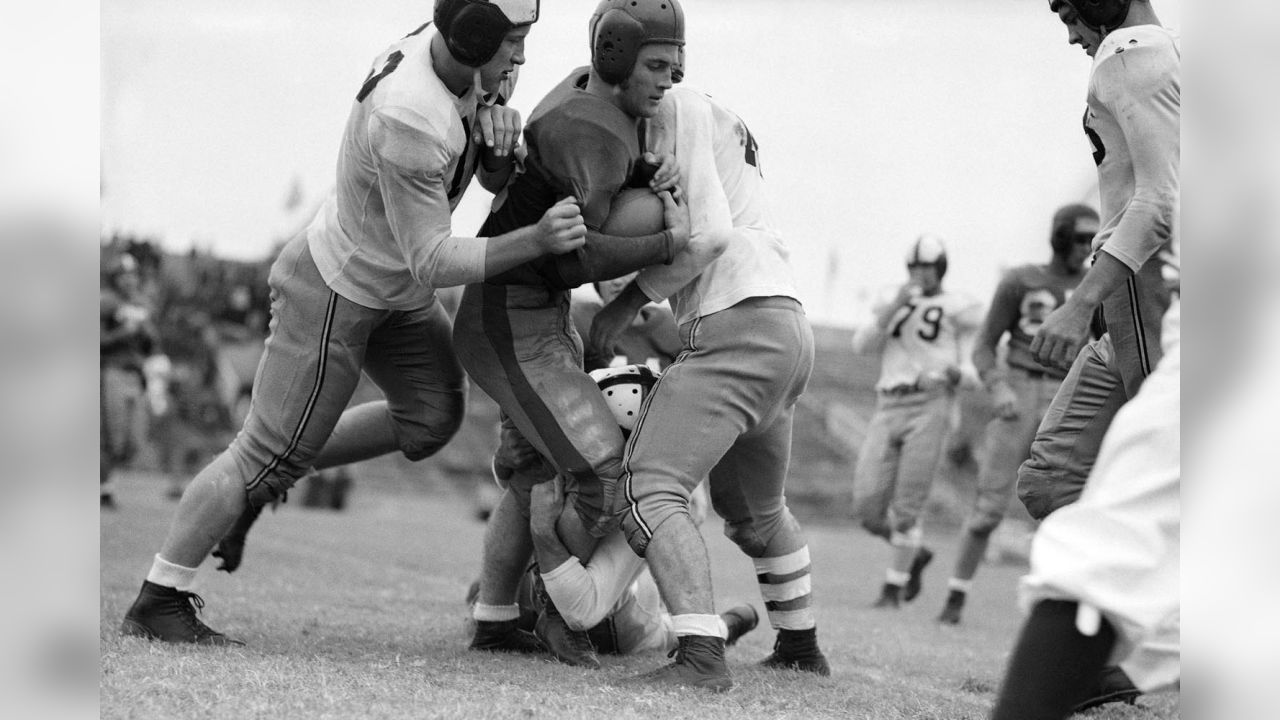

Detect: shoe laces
173,590,220,639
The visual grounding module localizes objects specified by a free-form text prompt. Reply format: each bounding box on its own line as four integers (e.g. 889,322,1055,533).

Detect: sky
100,0,1181,327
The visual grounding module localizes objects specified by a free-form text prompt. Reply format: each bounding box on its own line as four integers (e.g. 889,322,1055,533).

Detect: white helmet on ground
588,364,659,434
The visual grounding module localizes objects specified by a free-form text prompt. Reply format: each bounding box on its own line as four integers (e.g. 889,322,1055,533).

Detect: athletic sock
671,613,725,638
473,603,521,623
885,568,909,587
754,547,815,630
991,599,1117,720
146,554,198,591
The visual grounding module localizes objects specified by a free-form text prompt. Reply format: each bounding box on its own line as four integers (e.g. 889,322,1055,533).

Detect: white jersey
1086,25,1180,273
638,87,798,325
855,288,983,391
307,26,510,310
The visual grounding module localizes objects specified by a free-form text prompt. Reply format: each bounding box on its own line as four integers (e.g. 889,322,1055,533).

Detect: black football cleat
903,546,934,602
759,627,831,676
938,589,966,625
535,607,600,669
721,604,759,647
120,580,244,646
873,582,902,609
626,635,733,692
469,619,545,654
1071,665,1142,714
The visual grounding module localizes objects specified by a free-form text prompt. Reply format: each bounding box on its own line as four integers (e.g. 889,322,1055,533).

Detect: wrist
661,230,676,264
480,148,515,172
617,281,651,313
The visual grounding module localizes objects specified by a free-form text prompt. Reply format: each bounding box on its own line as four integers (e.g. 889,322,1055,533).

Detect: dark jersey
982,263,1084,377
484,68,661,289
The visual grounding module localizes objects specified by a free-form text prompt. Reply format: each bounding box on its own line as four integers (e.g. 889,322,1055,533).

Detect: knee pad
722,519,769,558
396,392,466,461
860,517,892,541
889,523,923,548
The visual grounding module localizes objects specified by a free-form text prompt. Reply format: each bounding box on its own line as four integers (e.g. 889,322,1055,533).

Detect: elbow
691,229,730,264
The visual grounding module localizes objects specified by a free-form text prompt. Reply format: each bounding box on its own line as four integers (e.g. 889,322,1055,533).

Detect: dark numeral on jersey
890,302,944,342
357,51,404,102
1083,108,1106,166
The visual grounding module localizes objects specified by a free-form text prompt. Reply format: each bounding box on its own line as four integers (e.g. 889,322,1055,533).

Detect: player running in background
850,236,983,610
120,0,588,646
100,253,160,509
1003,0,1180,712
936,204,1095,625
453,0,690,668
592,84,829,692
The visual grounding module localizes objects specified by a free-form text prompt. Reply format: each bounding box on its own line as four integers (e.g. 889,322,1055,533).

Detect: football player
591,84,831,691
100,253,159,509
120,0,589,646
452,0,691,669
936,204,1095,625
850,235,983,610
994,0,1181,715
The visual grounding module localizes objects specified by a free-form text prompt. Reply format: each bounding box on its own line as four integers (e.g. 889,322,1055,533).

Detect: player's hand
645,152,683,201
589,299,640,361
988,380,1019,420
536,197,587,254
659,190,691,254
473,104,522,159
494,425,541,476
894,282,922,307
529,475,565,535
1030,300,1092,370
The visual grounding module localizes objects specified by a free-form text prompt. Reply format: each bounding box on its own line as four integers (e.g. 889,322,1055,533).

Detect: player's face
478,25,531,92
1065,216,1098,270
908,265,941,295
1049,1,1103,57
617,44,680,119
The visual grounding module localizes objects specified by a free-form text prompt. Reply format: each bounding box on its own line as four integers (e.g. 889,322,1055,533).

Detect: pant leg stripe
1127,275,1152,378
246,290,339,492
623,315,701,544
479,284,596,483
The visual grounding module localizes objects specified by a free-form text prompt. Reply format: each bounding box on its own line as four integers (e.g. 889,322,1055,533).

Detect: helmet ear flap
436,0,539,68
591,9,645,84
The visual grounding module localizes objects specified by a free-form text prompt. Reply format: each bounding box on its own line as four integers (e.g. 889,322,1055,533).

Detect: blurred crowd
99,234,272,506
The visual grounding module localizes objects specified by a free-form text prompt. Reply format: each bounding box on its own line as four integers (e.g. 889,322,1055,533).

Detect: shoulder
1092,26,1180,99
367,44,463,174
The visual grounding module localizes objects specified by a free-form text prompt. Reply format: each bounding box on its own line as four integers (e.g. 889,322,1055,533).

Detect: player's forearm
1069,250,1132,310
542,229,674,290
538,556,611,631
530,520,574,575
477,153,517,194
1102,192,1177,272
634,228,730,302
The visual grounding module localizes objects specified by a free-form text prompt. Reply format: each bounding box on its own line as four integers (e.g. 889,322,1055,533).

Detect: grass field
101,470,1179,720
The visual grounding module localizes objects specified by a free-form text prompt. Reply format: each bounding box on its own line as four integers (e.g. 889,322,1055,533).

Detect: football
600,187,666,237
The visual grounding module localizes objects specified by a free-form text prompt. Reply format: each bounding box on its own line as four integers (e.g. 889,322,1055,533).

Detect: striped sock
754,547,815,630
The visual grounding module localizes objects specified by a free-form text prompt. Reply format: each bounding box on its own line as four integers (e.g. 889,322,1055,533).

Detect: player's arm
473,73,524,193
540,193,688,290
529,479,615,629
973,275,1021,418
951,298,985,390
1094,41,1180,273
526,127,690,290
973,274,1020,385
371,109,585,288
1032,48,1178,369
